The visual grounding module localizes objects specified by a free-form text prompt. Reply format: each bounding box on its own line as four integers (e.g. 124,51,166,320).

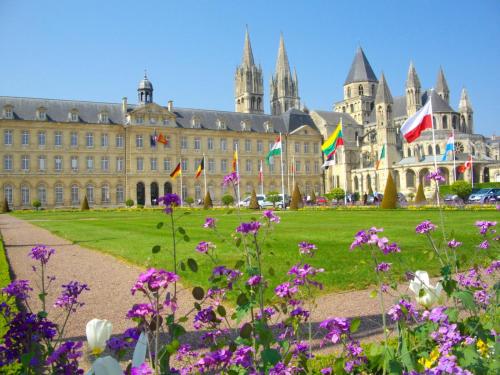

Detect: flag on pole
157,133,168,145
375,144,385,170
258,160,263,183
321,154,336,170
401,99,432,143
457,155,472,173
321,121,344,159
266,135,282,165
150,133,157,147
232,150,238,172
195,158,204,179
170,162,181,179
441,134,455,161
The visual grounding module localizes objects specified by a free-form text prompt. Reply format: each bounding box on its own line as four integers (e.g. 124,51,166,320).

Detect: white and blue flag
441,134,455,161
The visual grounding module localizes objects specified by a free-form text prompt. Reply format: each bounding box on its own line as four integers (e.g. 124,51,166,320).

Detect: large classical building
1,31,499,209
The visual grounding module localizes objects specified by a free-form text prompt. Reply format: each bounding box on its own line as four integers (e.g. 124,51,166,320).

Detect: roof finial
144,69,148,79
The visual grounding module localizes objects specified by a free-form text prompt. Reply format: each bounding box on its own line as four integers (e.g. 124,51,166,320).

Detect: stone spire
406,62,421,116
375,73,393,104
458,87,472,110
270,34,300,115
458,87,473,134
234,28,263,113
406,61,421,88
436,67,450,103
344,47,378,85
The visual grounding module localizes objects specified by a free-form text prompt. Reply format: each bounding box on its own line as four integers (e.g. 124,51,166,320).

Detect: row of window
3,130,125,148
3,184,124,206
3,155,124,172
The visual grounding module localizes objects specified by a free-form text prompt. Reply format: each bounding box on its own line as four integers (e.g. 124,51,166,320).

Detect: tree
248,189,260,209
125,199,134,208
310,190,317,204
203,191,213,209
81,195,90,210
221,194,234,207
185,197,194,207
450,180,473,201
381,173,397,209
1,198,10,213
328,188,345,202
266,191,281,208
290,183,302,210
32,200,41,211
415,181,426,205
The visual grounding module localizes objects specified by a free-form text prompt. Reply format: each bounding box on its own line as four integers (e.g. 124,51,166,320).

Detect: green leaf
156,222,164,229
178,316,188,323
192,286,205,300
239,323,252,339
169,323,186,339
194,302,201,311
453,290,476,311
445,307,459,322
235,237,242,248
180,261,186,271
237,293,249,307
369,290,378,298
428,251,435,261
217,305,227,317
400,336,415,371
234,260,245,269
165,339,180,354
350,318,361,333
152,245,161,254
183,211,191,215
178,227,186,234
183,234,190,242
187,258,198,272
262,348,281,366
268,267,275,277
38,292,47,302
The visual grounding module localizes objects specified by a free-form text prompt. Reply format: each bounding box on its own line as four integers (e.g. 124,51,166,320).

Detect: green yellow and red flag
321,120,343,159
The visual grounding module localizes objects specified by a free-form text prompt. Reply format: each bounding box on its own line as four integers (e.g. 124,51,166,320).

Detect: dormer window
191,116,201,128
264,121,273,133
69,109,79,122
3,105,14,119
149,117,157,125
36,107,47,121
240,120,250,132
98,111,109,124
163,118,170,125
135,116,144,125
216,118,226,130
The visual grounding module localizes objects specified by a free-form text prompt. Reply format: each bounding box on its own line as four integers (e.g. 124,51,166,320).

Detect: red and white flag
464,155,472,169
401,99,433,143
258,160,263,183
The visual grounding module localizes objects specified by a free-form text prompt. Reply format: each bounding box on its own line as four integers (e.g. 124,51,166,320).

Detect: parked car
444,194,464,205
260,194,290,208
316,196,328,205
239,194,266,208
367,193,383,205
467,188,500,204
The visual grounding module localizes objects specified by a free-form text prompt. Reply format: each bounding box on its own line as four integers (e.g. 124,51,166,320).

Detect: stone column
145,182,151,207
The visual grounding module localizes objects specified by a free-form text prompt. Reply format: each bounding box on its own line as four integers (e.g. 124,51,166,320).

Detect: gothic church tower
270,34,300,115
458,88,474,134
405,62,421,116
234,29,264,113
436,67,450,104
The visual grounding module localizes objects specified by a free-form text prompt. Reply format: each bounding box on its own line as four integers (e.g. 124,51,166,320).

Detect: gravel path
1,213,392,356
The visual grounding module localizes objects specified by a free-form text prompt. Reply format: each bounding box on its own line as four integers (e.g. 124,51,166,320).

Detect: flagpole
471,155,474,189
292,155,295,191
203,154,207,197
179,158,183,207
279,133,285,209
260,160,264,195
341,117,348,206
235,144,241,208
429,91,440,206
452,128,457,182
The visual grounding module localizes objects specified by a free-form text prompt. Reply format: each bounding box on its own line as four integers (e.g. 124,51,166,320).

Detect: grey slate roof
311,111,359,127
375,73,393,104
422,90,455,113
436,67,449,94
344,47,378,85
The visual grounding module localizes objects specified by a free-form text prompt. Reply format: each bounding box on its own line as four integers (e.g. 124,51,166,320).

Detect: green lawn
0,234,14,338
11,208,498,295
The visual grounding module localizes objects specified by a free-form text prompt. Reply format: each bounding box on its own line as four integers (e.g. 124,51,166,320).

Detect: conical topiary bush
249,189,260,209
81,195,90,211
290,183,302,210
1,198,10,213
203,191,213,209
381,173,397,209
310,190,317,204
415,181,427,205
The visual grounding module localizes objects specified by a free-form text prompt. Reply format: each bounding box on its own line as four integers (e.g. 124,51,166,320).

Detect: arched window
358,85,364,96
71,185,79,205
406,170,416,188
347,87,351,98
21,185,30,205
194,185,201,201
407,148,412,157
393,171,401,190
116,185,124,203
86,184,94,204
428,145,433,155
37,185,47,205
4,184,13,205
101,184,110,203
55,184,63,205
435,145,441,155
452,116,457,129
371,84,375,95
354,176,359,191
442,115,448,129
350,104,354,112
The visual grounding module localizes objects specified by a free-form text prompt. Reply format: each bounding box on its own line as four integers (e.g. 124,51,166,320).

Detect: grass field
0,235,14,338
11,208,498,295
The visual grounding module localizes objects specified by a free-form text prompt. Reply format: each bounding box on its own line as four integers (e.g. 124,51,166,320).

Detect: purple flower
269,362,299,375
54,281,89,312
175,344,198,361
211,266,242,288
203,217,216,228
477,240,489,249
321,368,332,375
376,262,391,272
388,299,418,322
131,268,179,295
320,317,350,344
131,363,153,375
29,244,55,264
126,303,156,319
298,241,317,256
256,307,276,320
474,290,490,306
447,239,462,248
426,170,446,183
2,280,32,300
222,171,239,187
230,346,254,368
262,210,280,223
195,241,215,254
416,220,436,234
106,327,140,356
423,306,448,323
46,340,84,374
485,260,500,274
290,307,310,320
475,220,497,235
193,307,220,330
157,193,181,214
246,275,262,286
275,282,299,298
236,221,261,235
288,263,324,289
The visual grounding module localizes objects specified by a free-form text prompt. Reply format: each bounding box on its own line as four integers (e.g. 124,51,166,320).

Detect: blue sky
1,0,498,134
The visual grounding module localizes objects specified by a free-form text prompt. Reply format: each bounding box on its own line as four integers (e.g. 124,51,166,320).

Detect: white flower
91,355,123,375
86,319,113,356
409,270,443,308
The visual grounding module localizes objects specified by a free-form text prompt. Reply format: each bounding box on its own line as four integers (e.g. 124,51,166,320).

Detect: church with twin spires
0,29,498,209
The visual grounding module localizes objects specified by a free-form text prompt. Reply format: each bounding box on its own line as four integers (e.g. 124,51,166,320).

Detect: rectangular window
304,143,309,153
220,138,227,151
163,158,171,171
207,138,214,150
86,156,94,170
295,160,301,172
314,161,319,173
268,162,274,173
86,132,94,148
71,185,79,204
71,132,78,147
136,135,143,148
294,142,300,153
116,186,124,203
4,155,12,171
71,156,78,171
313,143,319,154
101,156,109,171
38,131,46,146
86,185,94,203
233,139,239,151
22,130,29,146
137,157,144,171
54,156,63,171
220,159,227,173
268,141,274,151
181,159,188,172
208,158,215,173
150,158,157,171
181,137,188,149
246,159,252,172
116,134,124,148
194,137,201,150
116,157,124,172
257,140,263,153
305,161,310,174
55,186,63,204
245,139,251,152
21,186,30,205
4,130,12,145
101,133,109,147
21,155,30,171
38,156,46,171
54,131,62,146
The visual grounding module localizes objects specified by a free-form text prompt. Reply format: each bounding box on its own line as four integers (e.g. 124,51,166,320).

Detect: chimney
167,100,173,112
122,97,128,115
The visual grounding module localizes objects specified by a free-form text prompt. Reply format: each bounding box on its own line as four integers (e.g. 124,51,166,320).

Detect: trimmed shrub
266,191,281,208
221,194,234,207
1,198,10,213
310,190,317,204
203,191,213,209
290,184,302,210
415,181,426,204
32,200,41,211
249,189,260,210
381,173,397,209
352,192,360,202
328,188,345,202
81,195,90,211
450,180,473,200
125,199,134,207
185,197,194,207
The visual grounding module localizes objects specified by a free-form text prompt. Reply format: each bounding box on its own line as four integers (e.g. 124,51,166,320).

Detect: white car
260,194,290,208
239,194,266,207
